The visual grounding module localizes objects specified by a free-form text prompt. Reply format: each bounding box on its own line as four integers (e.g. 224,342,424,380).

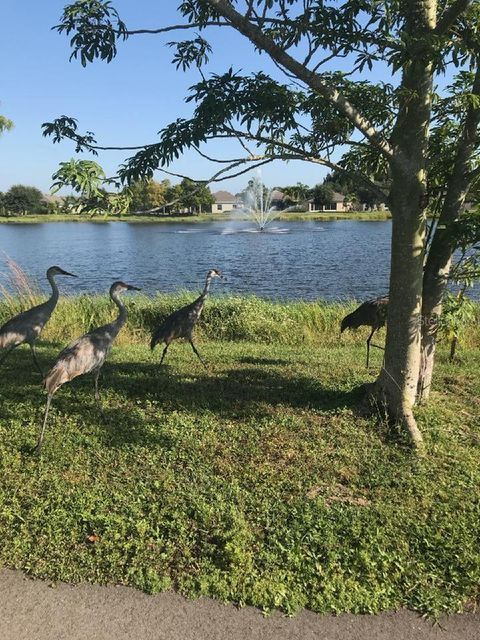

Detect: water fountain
234,174,287,233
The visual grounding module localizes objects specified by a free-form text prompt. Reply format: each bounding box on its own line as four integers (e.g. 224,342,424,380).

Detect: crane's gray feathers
0,300,56,348
340,296,388,368
35,281,139,454
0,266,76,356
44,328,115,395
150,269,220,367
341,296,388,333
151,299,203,349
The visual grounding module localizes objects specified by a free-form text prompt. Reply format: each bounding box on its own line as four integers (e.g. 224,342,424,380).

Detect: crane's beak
126,284,141,291
63,270,78,277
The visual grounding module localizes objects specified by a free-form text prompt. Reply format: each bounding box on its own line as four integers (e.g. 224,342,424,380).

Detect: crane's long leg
189,340,208,370
366,329,385,368
366,327,376,368
29,342,44,377
94,368,101,401
33,394,52,456
159,343,169,365
93,368,107,422
0,345,15,368
92,367,105,413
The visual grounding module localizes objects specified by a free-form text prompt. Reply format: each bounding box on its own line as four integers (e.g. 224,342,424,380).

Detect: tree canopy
2,184,44,215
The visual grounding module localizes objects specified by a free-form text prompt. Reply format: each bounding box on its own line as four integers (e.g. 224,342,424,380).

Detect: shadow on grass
107,360,362,411
238,356,290,366
1,345,367,450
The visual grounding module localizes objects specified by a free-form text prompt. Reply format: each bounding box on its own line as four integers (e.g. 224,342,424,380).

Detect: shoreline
0,211,392,224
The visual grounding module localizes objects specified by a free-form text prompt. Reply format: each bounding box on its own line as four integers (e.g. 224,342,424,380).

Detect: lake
0,219,472,301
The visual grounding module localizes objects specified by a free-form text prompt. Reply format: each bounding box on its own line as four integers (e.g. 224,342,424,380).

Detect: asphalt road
0,569,478,640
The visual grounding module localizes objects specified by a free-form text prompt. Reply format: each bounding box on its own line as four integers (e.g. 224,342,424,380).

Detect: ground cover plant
0,293,479,616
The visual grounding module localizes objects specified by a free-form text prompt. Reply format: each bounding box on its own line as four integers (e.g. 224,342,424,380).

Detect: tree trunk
418,66,480,402
373,0,437,449
374,170,426,449
417,225,453,401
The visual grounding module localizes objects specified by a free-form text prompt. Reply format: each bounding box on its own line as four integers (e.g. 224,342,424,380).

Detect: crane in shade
150,269,222,369
34,281,140,455
340,296,388,368
0,266,77,375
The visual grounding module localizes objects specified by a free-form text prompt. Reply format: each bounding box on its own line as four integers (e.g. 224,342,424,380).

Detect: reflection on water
220,226,291,235
0,219,475,301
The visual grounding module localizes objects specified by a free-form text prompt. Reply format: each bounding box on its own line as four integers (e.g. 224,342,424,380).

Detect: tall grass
1,292,479,349
0,257,40,313
0,260,478,348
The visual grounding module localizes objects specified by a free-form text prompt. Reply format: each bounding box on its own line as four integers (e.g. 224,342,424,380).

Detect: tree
3,185,44,215
324,171,388,210
417,71,480,401
127,178,170,212
51,158,131,216
310,184,335,209
0,114,14,136
279,182,310,204
175,178,215,213
43,0,480,448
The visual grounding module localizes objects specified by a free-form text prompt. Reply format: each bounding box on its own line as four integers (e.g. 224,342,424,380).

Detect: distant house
211,190,238,213
308,191,353,212
268,189,284,209
42,193,65,207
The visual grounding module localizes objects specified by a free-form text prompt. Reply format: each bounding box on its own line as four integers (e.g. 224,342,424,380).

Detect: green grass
0,210,391,224
3,293,478,350
1,294,362,348
0,296,479,616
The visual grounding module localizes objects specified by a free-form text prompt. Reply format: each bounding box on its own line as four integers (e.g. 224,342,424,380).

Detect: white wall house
211,190,238,213
308,192,353,212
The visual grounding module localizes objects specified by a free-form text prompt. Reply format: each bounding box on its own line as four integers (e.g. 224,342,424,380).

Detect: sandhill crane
0,266,77,375
340,296,388,367
34,281,140,455
150,269,222,369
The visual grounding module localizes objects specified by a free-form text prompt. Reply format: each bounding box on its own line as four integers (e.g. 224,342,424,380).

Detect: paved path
0,569,479,640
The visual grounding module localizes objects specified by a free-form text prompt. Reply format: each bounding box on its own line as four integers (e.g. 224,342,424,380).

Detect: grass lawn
0,333,479,616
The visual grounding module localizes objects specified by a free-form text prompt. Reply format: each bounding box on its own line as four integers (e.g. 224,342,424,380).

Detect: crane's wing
0,300,53,348
44,332,111,395
151,298,202,348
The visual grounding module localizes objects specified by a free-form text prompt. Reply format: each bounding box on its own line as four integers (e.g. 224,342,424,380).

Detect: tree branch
433,0,473,35
466,164,480,181
220,128,389,200
205,0,394,160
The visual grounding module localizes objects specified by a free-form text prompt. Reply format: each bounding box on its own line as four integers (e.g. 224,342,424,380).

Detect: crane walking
34,281,140,455
150,269,222,369
340,296,388,368
0,266,77,375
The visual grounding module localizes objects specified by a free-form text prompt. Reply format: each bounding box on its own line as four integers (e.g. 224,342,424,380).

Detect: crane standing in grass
150,269,222,369
0,266,77,375
34,281,140,455
340,296,389,368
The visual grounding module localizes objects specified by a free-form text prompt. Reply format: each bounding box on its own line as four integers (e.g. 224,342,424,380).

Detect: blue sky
1,1,393,196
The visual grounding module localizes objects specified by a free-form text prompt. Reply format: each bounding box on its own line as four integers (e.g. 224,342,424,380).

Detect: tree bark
373,0,438,449
418,66,480,402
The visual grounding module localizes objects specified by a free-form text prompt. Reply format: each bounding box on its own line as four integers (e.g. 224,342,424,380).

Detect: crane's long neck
110,291,127,336
201,273,213,300
46,272,60,311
